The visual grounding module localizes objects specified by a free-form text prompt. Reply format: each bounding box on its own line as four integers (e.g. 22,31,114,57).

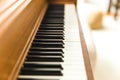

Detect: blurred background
78,0,120,80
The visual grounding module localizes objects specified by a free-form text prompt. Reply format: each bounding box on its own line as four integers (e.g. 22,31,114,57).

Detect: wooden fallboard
0,0,48,79
0,0,94,80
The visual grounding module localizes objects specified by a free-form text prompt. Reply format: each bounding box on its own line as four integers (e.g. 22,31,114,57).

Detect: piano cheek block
78,12,96,70
86,38,97,71
77,2,97,71
84,22,97,71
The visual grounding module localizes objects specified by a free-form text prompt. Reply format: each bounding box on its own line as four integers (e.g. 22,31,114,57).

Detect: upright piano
0,0,94,80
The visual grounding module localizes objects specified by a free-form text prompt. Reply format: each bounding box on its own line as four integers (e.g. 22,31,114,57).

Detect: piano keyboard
18,4,87,80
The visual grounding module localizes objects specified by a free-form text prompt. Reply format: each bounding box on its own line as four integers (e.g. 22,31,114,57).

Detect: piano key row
18,4,65,80
18,4,88,80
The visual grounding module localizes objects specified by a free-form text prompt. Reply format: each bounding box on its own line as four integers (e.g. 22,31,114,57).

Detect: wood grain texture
0,0,48,79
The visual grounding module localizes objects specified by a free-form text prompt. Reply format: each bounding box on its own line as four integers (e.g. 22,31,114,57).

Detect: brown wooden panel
0,0,48,79
76,12,94,80
48,0,76,4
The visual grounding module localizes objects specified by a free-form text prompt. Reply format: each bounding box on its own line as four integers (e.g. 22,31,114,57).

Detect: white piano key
18,75,62,80
62,4,87,80
64,4,80,42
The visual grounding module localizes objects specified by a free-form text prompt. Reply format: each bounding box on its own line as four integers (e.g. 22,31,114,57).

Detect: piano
0,0,94,80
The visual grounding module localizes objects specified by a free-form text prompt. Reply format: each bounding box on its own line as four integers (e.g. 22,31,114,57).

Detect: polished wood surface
0,0,94,80
78,19,94,80
0,0,48,79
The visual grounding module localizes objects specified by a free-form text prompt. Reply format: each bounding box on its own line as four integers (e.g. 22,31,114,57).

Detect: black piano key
46,4,64,14
30,48,64,53
49,4,64,6
35,34,64,37
47,8,64,12
37,30,64,33
23,63,63,70
36,32,65,40
48,4,64,8
39,26,64,28
40,24,64,27
29,51,64,54
47,7,64,10
44,14,64,18
33,39,64,44
48,6,64,10
36,33,64,36
40,26,64,29
32,42,64,44
40,26,64,28
44,13,64,17
30,45,64,49
35,35,64,40
32,40,64,43
33,39,64,42
31,42,64,48
26,56,63,62
37,31,64,34
20,69,63,76
27,55,63,59
38,30,64,32
46,10,64,14
47,8,64,11
39,27,64,31
42,18,64,24
48,7,64,10
28,52,64,58
28,51,63,54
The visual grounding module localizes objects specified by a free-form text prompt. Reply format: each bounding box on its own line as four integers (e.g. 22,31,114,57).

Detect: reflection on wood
0,0,48,79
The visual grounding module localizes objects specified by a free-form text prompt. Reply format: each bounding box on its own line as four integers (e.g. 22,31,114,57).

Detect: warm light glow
77,0,120,80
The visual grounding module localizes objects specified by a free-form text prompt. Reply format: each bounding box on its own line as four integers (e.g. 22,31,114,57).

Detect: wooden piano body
0,0,94,80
